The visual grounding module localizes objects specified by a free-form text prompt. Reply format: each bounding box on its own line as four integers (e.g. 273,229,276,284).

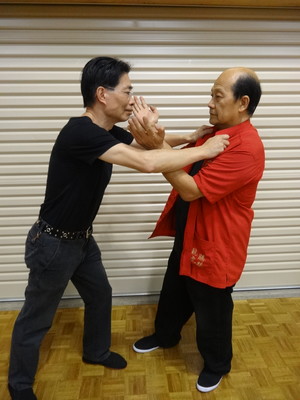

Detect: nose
208,98,214,109
128,96,135,106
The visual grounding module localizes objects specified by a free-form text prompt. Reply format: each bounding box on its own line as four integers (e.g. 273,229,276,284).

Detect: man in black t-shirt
8,56,229,400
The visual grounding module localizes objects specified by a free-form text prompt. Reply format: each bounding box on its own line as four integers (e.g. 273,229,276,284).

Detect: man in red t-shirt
130,67,265,393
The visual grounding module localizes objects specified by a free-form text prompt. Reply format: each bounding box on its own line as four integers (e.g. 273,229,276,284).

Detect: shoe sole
132,343,160,353
196,377,222,393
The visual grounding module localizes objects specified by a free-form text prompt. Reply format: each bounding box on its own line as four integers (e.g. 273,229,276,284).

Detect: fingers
128,116,157,139
205,134,230,156
133,96,147,110
149,105,158,114
202,126,214,135
220,134,230,148
132,96,143,115
142,116,154,131
128,116,144,134
139,96,148,108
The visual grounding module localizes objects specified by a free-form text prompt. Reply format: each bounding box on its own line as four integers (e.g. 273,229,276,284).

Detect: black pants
9,222,112,391
154,246,234,375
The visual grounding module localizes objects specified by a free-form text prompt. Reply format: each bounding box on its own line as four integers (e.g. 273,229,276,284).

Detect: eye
125,91,134,97
211,92,222,100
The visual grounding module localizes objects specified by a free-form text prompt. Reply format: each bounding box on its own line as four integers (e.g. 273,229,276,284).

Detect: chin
123,113,132,121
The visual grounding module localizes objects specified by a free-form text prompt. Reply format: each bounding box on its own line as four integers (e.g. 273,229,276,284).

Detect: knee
84,282,112,306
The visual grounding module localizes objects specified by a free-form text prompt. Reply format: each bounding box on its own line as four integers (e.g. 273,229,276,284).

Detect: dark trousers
9,222,112,391
154,246,234,375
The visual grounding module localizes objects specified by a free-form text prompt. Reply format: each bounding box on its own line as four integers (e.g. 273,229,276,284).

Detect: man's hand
128,96,165,149
201,134,230,159
188,125,214,143
132,96,159,128
128,116,165,150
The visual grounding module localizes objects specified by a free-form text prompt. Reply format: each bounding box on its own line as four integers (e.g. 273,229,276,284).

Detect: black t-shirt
39,116,133,231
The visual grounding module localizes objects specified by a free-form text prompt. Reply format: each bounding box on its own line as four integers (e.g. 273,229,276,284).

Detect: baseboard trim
0,287,299,311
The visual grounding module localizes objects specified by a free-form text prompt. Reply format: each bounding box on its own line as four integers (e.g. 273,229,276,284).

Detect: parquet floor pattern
0,298,299,400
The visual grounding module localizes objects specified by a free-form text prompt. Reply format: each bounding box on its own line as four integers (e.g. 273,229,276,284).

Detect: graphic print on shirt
191,247,205,267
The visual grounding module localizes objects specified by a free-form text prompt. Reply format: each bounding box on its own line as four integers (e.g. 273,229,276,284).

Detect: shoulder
59,117,113,144
223,121,264,153
110,125,133,145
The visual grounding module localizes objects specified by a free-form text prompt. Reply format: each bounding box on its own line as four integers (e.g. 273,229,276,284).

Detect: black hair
81,56,131,107
232,74,262,116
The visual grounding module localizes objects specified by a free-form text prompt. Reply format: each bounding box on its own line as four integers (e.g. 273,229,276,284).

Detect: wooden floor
0,298,299,400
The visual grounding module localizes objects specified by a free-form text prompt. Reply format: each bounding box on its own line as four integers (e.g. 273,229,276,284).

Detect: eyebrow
211,87,224,94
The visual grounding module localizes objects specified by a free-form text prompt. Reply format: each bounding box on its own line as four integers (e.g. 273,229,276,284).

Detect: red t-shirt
151,120,265,288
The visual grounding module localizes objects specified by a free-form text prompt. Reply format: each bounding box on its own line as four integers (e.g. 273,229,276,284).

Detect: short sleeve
110,125,134,145
194,148,263,204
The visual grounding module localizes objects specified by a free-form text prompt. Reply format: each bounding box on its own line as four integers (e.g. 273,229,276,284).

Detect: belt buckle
86,226,92,238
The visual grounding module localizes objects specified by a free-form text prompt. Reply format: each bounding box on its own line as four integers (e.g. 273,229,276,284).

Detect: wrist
186,133,194,143
197,146,208,160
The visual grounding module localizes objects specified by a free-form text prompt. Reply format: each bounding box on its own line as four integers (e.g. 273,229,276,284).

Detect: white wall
0,17,299,300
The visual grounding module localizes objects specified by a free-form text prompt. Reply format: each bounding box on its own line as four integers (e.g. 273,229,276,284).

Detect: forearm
164,133,192,148
146,146,209,173
100,142,209,174
163,170,204,201
101,134,228,174
164,126,214,148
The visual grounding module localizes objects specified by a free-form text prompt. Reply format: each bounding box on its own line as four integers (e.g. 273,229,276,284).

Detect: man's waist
36,219,93,240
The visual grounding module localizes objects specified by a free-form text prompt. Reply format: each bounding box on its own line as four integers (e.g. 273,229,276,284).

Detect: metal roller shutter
0,17,299,299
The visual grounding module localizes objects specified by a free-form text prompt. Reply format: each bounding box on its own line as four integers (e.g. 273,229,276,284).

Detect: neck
82,109,97,123
215,116,250,131
82,108,113,130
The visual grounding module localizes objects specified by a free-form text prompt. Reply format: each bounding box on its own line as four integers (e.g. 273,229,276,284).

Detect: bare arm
164,126,214,148
98,135,228,174
163,170,203,201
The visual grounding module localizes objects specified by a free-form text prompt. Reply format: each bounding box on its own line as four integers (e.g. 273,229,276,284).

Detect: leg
71,236,126,369
133,246,194,353
154,248,194,346
8,225,81,392
186,278,234,375
71,237,112,361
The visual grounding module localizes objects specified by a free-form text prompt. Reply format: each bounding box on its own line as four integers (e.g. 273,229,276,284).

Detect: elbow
136,162,157,174
179,191,202,202
137,154,159,173
141,165,157,173
180,193,194,202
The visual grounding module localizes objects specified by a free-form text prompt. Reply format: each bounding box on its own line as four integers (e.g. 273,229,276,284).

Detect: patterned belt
36,219,93,240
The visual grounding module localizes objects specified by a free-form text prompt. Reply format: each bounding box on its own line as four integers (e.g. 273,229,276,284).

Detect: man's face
208,70,242,130
104,73,135,123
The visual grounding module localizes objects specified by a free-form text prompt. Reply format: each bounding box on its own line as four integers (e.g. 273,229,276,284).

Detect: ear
95,86,107,104
239,95,250,112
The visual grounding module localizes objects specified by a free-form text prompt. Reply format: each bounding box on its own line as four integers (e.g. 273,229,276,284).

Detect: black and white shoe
196,369,223,393
133,334,160,353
